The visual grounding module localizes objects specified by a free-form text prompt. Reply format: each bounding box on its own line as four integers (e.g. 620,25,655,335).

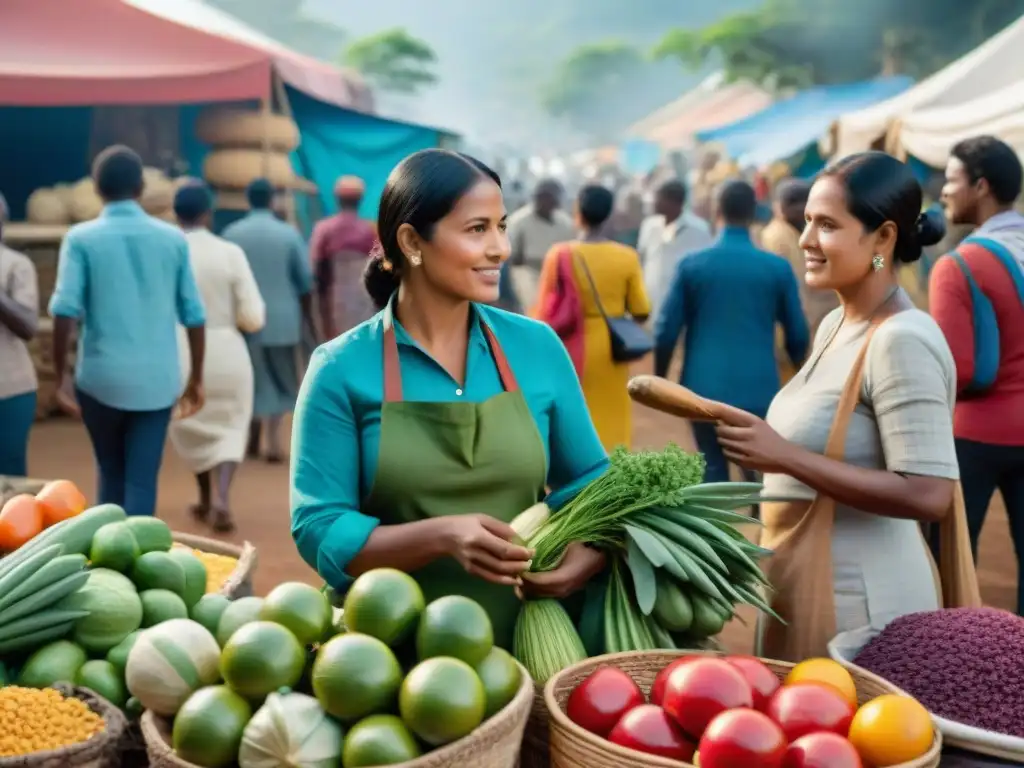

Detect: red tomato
767,682,855,742
566,666,644,737
662,658,753,740
783,732,863,768
650,656,696,706
608,704,697,761
698,708,786,768
726,656,780,711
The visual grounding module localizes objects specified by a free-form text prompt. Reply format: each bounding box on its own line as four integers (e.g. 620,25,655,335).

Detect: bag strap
961,235,1024,306
571,247,612,323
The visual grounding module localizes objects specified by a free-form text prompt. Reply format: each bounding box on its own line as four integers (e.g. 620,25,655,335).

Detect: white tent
891,81,1024,167
830,15,1024,159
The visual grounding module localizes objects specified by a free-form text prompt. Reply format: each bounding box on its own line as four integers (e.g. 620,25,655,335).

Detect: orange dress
532,240,650,450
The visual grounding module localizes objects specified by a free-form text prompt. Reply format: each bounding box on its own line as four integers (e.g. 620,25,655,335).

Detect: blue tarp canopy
695,77,913,170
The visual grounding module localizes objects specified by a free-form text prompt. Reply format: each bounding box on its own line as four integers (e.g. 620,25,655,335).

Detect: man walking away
638,180,713,321
507,179,574,309
655,179,809,490
223,179,316,463
309,175,377,339
929,135,1024,614
49,145,206,517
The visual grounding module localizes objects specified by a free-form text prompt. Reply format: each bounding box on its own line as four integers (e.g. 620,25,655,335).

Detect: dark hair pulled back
821,151,945,264
363,149,501,309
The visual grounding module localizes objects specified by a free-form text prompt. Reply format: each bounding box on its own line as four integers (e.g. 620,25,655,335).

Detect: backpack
950,235,1024,392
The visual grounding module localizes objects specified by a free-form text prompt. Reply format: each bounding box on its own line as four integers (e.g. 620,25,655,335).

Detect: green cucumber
0,545,64,610
0,554,87,616
0,570,90,626
0,621,77,656
653,577,694,633
0,609,89,643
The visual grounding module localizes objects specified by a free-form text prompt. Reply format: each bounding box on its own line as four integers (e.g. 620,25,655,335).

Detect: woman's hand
518,542,606,600
442,514,533,587
714,404,797,474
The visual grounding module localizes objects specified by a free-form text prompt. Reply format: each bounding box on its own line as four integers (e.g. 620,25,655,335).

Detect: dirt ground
24,364,1017,654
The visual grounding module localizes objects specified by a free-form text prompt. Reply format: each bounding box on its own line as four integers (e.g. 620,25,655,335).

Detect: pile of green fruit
122,569,523,768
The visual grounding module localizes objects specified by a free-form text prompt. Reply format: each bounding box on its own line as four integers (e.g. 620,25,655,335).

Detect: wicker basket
544,650,943,768
171,532,257,599
0,684,127,768
141,660,535,768
520,689,550,768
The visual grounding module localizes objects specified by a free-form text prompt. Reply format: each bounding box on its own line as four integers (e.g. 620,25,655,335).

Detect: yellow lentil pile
0,686,105,757
189,548,238,592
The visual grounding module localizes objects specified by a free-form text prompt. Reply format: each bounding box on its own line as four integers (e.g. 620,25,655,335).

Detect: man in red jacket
929,135,1024,614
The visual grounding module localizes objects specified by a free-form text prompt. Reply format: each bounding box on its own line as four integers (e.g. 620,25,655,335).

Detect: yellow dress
534,240,650,450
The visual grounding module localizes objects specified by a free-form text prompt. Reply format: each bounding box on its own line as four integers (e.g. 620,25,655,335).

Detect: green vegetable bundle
511,444,778,681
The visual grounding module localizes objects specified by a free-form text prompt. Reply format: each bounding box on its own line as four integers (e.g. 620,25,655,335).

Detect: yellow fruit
784,657,858,708
849,694,934,766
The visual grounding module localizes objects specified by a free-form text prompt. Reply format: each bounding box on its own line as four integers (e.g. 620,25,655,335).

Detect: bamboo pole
272,70,318,228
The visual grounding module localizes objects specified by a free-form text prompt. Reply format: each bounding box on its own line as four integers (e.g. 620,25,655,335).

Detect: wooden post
272,71,314,228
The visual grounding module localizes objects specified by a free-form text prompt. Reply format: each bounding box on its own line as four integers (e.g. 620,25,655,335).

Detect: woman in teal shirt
290,149,610,649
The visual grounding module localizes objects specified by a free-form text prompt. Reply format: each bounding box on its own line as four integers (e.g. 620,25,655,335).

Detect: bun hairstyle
822,151,945,264
363,149,501,309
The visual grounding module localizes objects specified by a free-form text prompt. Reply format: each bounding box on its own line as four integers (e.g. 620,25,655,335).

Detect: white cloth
638,211,713,319
170,229,266,474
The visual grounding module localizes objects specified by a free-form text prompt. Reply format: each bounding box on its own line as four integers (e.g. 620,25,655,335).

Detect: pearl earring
872,254,885,271
409,253,422,267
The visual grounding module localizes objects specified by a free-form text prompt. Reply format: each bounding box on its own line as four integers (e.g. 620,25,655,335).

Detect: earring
409,253,422,267
872,254,885,271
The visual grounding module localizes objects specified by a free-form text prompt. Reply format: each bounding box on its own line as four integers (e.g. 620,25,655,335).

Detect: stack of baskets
195,107,307,216
542,650,943,768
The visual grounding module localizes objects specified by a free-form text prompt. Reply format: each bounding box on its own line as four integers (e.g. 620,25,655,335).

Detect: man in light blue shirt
49,145,206,517
222,179,315,462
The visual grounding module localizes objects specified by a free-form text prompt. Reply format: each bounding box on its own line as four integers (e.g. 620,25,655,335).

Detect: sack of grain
203,149,300,191
68,178,103,222
195,108,300,152
141,167,174,214
25,188,71,225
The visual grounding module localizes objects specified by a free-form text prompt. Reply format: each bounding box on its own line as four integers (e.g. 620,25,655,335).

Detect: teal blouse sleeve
290,346,379,589
533,323,610,510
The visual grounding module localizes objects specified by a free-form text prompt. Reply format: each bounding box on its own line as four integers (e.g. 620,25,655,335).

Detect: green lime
311,633,402,722
400,657,486,746
416,595,493,666
343,714,422,766
123,516,173,554
216,596,264,646
167,549,208,609
343,568,425,647
172,685,252,767
259,582,331,646
139,589,189,627
75,660,127,709
190,594,232,637
131,551,186,596
89,522,140,573
475,647,522,718
220,621,306,701
105,631,141,677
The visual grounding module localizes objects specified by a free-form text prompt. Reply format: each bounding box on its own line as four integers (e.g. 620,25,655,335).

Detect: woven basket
0,684,127,768
520,689,550,768
544,650,943,768
141,660,535,768
171,532,257,599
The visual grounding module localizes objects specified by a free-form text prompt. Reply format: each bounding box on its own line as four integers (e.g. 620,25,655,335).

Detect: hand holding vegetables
519,542,606,600
714,404,795,474
442,514,533,586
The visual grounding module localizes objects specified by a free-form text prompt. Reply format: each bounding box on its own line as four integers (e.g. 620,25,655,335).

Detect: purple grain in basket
852,607,1024,738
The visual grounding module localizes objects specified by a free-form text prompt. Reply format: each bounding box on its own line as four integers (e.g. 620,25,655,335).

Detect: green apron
361,314,548,649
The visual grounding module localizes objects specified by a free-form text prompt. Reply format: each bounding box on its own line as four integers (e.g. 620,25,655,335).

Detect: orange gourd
35,480,87,528
0,494,45,551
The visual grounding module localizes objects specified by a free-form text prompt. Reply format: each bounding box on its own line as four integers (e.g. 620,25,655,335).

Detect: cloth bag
758,313,982,662
535,245,585,375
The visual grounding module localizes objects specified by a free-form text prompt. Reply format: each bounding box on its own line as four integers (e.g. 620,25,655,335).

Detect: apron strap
382,314,519,402
822,323,879,459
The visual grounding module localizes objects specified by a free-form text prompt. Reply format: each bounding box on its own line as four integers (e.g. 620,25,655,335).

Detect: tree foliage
343,28,440,95
653,0,1024,89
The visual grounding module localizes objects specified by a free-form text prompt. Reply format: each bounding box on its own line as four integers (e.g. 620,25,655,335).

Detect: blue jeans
0,391,36,476
76,388,172,517
691,420,761,518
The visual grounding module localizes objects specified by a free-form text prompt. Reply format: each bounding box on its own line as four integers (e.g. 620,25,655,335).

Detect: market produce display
851,607,1024,738
562,655,935,767
512,445,773,682
114,568,526,768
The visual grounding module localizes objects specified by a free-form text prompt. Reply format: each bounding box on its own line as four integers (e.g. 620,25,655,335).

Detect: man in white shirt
638,180,713,319
507,179,575,309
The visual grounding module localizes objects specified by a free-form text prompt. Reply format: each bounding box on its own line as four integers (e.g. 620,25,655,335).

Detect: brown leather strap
382,316,518,403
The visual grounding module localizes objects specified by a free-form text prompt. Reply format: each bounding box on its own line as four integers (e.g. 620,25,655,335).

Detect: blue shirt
654,227,809,416
48,201,205,412
290,299,609,589
222,210,312,347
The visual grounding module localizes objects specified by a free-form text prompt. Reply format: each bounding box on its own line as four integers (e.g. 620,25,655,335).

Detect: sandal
189,503,210,522
211,507,236,534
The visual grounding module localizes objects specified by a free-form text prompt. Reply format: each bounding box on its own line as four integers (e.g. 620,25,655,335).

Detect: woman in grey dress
712,152,971,659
